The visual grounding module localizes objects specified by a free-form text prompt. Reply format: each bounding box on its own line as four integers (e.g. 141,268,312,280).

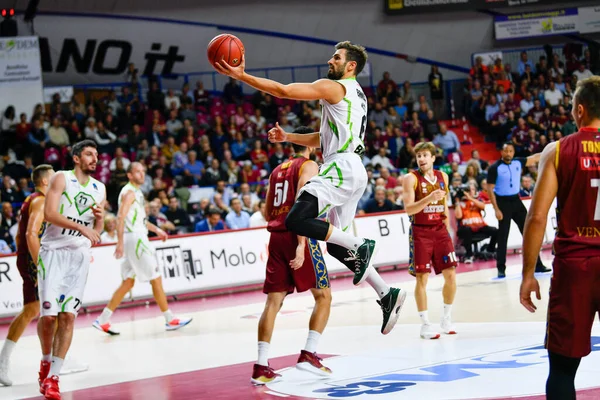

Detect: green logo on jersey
74,192,96,216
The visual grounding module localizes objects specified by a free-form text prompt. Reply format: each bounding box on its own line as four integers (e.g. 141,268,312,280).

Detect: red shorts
546,256,600,358
263,231,329,294
409,224,457,276
16,252,39,305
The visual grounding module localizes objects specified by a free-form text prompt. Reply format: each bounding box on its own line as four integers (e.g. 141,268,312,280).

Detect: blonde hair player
215,41,406,335
403,142,458,340
93,162,192,336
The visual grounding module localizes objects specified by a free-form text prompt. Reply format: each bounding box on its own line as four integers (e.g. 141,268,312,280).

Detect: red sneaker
250,363,281,385
41,375,61,400
38,361,51,393
296,350,332,376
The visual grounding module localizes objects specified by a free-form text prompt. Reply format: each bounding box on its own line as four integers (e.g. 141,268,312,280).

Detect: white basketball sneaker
60,357,89,375
440,317,457,335
420,324,441,340
0,361,12,386
165,316,193,331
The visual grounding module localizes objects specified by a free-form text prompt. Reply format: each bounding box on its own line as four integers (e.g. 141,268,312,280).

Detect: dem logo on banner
155,245,202,282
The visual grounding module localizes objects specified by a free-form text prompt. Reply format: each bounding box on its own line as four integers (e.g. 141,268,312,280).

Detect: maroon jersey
409,169,448,226
267,156,310,232
15,191,44,256
554,128,600,257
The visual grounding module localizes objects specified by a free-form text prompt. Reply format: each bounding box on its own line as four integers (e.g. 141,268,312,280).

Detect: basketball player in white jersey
216,41,406,334
93,162,192,334
38,140,105,400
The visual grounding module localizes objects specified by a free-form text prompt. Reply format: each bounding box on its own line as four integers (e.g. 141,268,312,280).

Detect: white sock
366,272,390,299
257,341,270,366
48,356,64,377
42,354,52,362
0,340,16,364
419,310,430,325
328,227,364,250
98,308,113,325
443,303,452,319
163,309,174,323
304,330,321,353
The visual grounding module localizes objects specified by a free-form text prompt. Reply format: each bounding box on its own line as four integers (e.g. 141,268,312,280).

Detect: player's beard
81,163,96,175
327,64,345,80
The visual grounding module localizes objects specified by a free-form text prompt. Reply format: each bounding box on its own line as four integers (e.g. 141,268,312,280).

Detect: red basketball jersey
15,191,44,256
267,156,310,232
554,127,600,257
409,169,448,226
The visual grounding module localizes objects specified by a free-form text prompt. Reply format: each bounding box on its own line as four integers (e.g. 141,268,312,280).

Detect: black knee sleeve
285,192,329,240
546,351,581,400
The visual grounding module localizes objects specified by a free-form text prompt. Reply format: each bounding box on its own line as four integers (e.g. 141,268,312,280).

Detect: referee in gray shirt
487,142,551,278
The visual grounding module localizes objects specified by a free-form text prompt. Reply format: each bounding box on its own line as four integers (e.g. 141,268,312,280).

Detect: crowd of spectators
0,45,594,252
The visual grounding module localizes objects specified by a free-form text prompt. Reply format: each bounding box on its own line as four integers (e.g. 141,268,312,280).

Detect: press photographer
454,182,497,264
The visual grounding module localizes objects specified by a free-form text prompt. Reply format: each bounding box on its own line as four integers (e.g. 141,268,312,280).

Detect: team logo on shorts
57,294,65,303
43,301,51,309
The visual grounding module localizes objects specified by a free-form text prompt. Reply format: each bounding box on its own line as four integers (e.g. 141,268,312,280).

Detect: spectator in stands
363,186,395,214
195,207,225,232
370,148,394,171
433,123,460,157
429,65,444,117
164,89,181,110
454,182,497,263
147,81,166,111
249,200,267,228
165,109,183,135
203,158,227,186
377,71,397,99
183,150,204,185
94,121,117,154
369,103,388,128
160,136,179,164
544,81,563,108
1,176,20,204
109,147,131,172
27,119,49,165
100,214,118,244
148,199,176,236
165,196,191,233
223,78,243,104
573,63,593,81
225,197,250,229
517,51,535,76
194,80,210,108
47,117,69,149
240,160,261,184
470,149,489,171
470,56,489,80
519,175,535,197
0,202,16,250
402,81,417,113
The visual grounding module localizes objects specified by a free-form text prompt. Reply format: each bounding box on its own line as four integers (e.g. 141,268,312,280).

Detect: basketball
207,33,245,69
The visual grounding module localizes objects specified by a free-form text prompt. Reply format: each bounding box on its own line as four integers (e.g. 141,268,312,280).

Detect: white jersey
319,78,368,159
41,170,106,250
118,182,148,235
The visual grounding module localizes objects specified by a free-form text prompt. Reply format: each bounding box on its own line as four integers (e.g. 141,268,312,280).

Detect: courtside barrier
0,199,556,318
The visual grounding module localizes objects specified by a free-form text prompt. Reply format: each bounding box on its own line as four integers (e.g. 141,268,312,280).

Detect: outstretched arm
214,56,345,104
268,123,321,148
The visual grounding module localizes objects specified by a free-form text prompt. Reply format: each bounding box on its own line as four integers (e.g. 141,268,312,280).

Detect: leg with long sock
304,288,332,351
440,268,457,334
416,272,439,339
546,351,581,400
96,279,135,330
257,292,287,366
0,301,40,385
37,316,56,389
297,288,333,376
252,292,286,385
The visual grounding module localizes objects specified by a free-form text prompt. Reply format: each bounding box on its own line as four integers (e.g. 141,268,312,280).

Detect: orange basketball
207,33,245,69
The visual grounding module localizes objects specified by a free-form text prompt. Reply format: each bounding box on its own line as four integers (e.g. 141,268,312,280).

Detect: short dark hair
31,164,53,186
72,139,97,158
292,126,314,153
502,141,515,150
575,76,600,120
335,41,368,76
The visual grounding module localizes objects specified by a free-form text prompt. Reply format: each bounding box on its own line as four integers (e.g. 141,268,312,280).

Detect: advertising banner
0,200,555,318
385,0,583,16
0,36,44,120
